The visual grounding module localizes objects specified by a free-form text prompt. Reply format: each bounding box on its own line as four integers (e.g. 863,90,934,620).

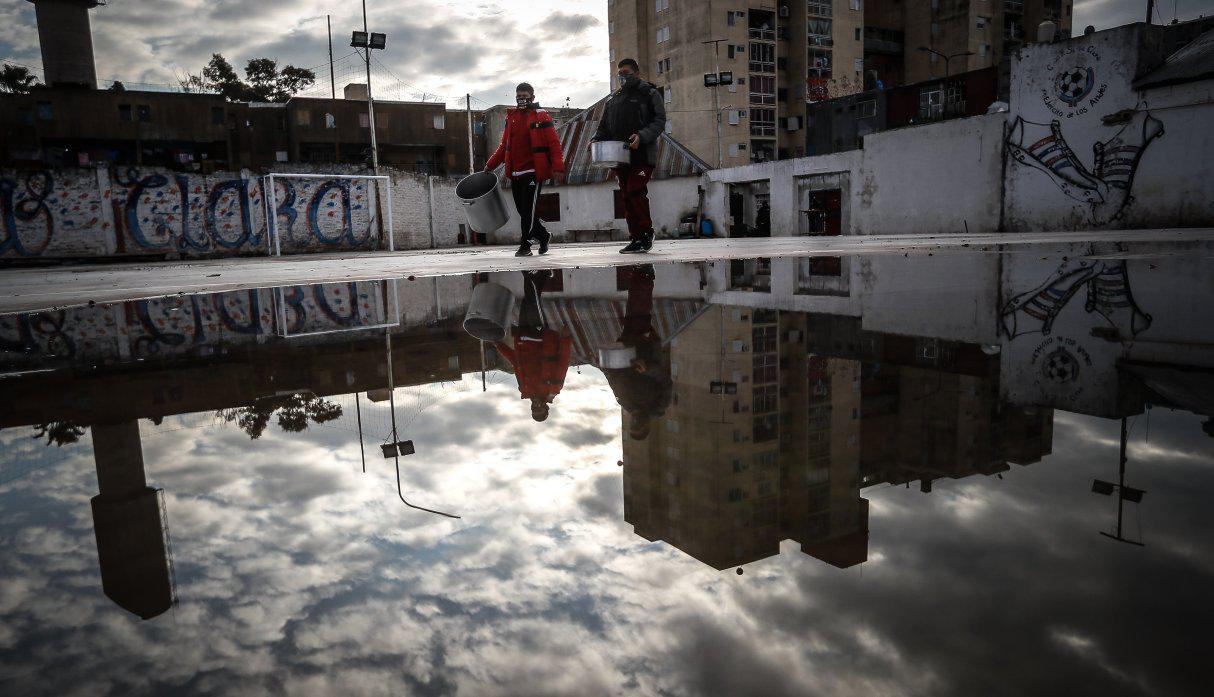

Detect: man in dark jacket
591,59,667,254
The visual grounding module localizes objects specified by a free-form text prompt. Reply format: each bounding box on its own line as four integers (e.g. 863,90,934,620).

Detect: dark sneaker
640,231,655,252
619,239,644,254
538,231,551,255
515,242,533,257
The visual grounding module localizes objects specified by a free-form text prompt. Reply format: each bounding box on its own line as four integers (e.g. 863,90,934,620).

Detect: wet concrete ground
1,229,1212,312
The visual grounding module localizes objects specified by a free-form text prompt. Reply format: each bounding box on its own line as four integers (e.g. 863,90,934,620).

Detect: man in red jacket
485,83,566,257
495,271,573,422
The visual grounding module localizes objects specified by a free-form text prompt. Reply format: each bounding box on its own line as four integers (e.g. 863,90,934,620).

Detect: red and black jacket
487,106,566,182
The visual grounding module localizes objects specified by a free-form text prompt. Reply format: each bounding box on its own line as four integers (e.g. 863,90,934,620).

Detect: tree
0,63,39,94
218,393,342,440
33,422,87,447
109,80,126,91
186,53,316,103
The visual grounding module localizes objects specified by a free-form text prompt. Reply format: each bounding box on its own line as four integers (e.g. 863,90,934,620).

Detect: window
137,105,151,122
750,75,775,105
656,26,670,43
118,104,132,121
855,27,861,41
977,15,991,29
655,0,669,10
433,114,445,129
36,101,54,120
749,43,775,72
664,86,672,103
979,42,989,57
297,109,311,127
808,19,832,44
850,0,861,9
919,86,943,120
854,58,863,73
275,150,289,162
211,107,225,125
359,112,370,128
727,10,745,26
728,109,741,125
609,48,616,63
857,99,876,118
609,21,615,34
808,1,832,16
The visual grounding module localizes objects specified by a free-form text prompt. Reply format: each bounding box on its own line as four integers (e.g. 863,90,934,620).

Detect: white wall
856,114,1005,235
1004,25,1214,231
489,177,702,245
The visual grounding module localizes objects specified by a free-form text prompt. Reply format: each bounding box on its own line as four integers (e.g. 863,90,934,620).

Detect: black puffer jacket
593,80,667,166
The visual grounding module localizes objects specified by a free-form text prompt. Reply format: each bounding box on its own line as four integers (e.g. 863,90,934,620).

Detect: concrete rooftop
2,230,1213,313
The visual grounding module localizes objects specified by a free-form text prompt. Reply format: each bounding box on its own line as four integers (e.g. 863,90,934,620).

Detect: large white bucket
463,282,515,342
590,141,630,169
598,342,638,369
456,171,510,234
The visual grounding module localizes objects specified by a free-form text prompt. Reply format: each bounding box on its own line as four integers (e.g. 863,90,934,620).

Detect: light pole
702,38,730,169
916,46,974,79
352,0,387,174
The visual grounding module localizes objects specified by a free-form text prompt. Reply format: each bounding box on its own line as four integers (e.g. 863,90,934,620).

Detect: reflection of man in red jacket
495,271,573,422
485,83,566,258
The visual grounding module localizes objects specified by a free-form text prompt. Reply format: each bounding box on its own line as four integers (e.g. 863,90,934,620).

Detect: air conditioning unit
779,6,790,17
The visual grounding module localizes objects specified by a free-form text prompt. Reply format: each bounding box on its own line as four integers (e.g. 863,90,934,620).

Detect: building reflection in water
3,249,1213,610
89,420,174,620
619,305,1053,572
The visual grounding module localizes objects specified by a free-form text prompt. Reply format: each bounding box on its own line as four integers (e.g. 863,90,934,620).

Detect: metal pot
590,140,631,169
456,171,509,234
463,282,515,342
598,342,638,370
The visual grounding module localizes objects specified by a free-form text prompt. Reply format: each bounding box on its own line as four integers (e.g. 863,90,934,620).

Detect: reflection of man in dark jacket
591,58,668,255
604,265,672,440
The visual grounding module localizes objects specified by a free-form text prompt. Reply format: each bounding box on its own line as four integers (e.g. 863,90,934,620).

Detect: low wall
0,165,481,261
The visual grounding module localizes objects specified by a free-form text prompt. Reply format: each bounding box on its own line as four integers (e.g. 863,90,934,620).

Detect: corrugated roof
556,94,711,185
1134,26,1214,90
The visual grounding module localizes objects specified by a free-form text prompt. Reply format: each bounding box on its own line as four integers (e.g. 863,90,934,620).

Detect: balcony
750,124,776,137
1004,0,1024,14
749,27,776,41
749,93,776,105
749,61,776,73
808,1,833,18
809,34,834,47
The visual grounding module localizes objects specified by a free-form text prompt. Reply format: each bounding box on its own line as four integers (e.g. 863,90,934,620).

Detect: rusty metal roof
1134,26,1214,90
556,94,711,186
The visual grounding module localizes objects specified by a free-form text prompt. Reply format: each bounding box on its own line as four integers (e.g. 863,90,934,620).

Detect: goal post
263,173,394,257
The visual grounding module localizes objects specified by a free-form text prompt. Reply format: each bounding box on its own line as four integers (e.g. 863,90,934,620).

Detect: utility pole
327,14,339,162
1146,0,1155,23
466,93,475,174
362,0,380,174
702,38,727,169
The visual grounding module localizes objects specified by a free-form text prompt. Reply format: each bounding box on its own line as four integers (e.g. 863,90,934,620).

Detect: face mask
618,74,638,89
517,96,533,109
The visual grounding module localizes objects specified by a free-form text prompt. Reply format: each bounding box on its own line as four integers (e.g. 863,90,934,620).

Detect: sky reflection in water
1,248,1212,696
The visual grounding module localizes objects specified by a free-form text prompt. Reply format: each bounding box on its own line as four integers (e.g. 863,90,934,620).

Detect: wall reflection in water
1,246,1212,621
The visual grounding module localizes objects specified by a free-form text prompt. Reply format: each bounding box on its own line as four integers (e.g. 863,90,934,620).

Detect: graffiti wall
1004,24,1214,231
0,280,394,368
1,167,385,259
998,251,1214,418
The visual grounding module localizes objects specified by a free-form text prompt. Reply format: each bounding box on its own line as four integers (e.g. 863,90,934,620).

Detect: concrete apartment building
608,0,1071,166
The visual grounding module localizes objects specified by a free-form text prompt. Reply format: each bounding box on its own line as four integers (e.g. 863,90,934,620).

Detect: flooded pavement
1,242,1213,696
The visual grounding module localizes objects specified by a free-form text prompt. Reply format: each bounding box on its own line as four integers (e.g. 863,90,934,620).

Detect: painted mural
1000,256,1152,340
0,281,395,368
1006,110,1164,226
1,167,384,259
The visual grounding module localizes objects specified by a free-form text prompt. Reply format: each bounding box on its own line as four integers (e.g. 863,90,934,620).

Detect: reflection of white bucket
456,171,510,234
598,342,637,369
463,282,515,342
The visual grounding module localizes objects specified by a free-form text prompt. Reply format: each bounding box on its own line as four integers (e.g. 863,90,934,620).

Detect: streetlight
702,38,729,169
1091,417,1146,546
351,0,388,173
916,46,974,78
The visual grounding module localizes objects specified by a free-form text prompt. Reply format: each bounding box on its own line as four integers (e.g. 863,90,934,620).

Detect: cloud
538,11,602,37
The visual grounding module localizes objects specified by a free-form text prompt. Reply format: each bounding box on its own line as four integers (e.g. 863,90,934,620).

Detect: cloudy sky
2,0,1214,108
1,364,1212,695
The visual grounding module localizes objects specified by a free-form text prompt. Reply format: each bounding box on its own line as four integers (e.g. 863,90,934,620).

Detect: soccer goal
262,173,394,257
